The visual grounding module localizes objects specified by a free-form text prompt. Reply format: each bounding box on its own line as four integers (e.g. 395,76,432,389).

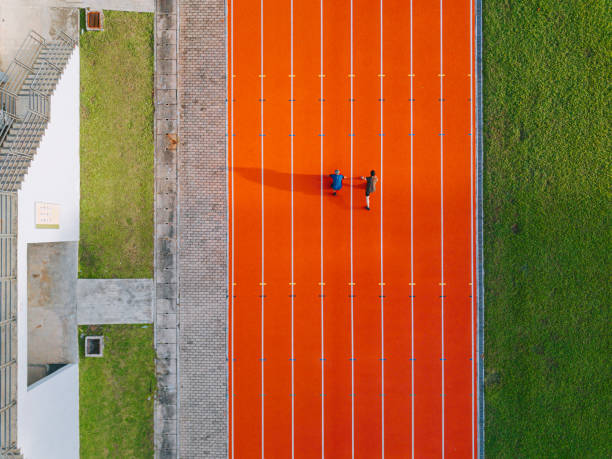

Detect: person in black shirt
360,170,379,211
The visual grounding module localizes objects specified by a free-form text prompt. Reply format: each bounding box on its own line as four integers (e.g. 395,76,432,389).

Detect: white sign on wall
35,202,60,229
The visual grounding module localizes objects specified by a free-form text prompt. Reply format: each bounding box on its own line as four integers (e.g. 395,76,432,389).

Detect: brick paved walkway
177,0,228,457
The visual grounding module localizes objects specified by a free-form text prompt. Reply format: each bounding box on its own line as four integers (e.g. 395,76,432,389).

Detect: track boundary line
319,1,326,457
469,0,476,456
409,0,415,457
290,0,296,456
229,0,235,456
475,0,485,456
349,1,355,457
259,0,265,456
439,0,446,457
379,0,386,456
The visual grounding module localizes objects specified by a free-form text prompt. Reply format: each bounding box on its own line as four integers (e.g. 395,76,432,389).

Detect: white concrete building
16,47,80,459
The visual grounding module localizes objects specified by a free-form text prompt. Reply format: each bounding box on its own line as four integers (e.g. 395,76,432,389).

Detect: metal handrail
0,194,16,453
0,31,45,100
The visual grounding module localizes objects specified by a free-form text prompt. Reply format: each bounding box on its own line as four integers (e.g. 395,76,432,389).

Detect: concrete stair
0,31,75,192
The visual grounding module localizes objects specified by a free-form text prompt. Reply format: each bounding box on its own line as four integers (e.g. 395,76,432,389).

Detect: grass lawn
79,11,154,279
482,1,609,456
79,325,156,458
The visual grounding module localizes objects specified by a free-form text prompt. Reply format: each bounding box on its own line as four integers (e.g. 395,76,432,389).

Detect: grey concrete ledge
12,0,154,12
76,279,154,325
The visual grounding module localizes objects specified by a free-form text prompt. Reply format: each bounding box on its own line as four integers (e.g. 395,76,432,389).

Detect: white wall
21,364,79,459
17,48,80,459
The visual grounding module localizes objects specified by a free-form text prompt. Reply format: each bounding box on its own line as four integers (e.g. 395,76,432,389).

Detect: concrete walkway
153,0,179,457
76,279,154,324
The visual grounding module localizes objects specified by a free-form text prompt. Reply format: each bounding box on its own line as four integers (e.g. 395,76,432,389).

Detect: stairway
0,31,76,192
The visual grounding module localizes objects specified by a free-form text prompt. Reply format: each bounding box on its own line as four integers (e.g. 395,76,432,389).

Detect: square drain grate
86,11,104,31
85,336,104,357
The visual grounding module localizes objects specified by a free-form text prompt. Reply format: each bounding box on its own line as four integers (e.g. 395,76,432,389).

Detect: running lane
442,0,474,457
353,0,383,456
412,0,443,457
382,0,413,456
231,0,264,456
293,0,324,455
321,1,353,457
261,0,292,456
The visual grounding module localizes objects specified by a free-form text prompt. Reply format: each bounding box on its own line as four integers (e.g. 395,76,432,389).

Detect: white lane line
290,1,295,457
230,0,235,456
260,0,265,456
379,0,385,457
320,0,326,457
409,0,415,457
350,0,355,457
469,0,476,456
439,1,445,457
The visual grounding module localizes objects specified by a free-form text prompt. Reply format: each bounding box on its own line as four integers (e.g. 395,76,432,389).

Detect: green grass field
79,325,156,458
79,11,154,279
482,1,609,456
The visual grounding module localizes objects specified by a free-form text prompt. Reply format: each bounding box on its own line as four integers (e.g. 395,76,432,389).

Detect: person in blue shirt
329,169,344,195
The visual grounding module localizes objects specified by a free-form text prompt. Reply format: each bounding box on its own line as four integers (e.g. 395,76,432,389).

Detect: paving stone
156,89,177,105
157,384,178,405
158,419,177,435
156,298,177,314
157,29,177,45
156,222,176,239
156,268,176,284
157,59,177,75
157,371,178,389
155,102,178,119
156,402,177,421
156,118,178,134
156,207,176,224
156,283,177,300
156,342,178,360
158,238,177,257
160,434,177,452
157,0,177,14
157,313,177,329
157,327,178,344
158,44,177,60
155,161,176,180
156,177,177,193
157,148,177,168
157,358,177,376
157,13,177,30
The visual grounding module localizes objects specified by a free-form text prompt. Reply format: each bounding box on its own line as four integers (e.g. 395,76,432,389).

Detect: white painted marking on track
409,1,415,457
349,1,355,457
290,1,295,457
469,0,476,456
439,1,446,457
260,0,265,456
379,0,385,457
320,1,326,457
230,0,235,456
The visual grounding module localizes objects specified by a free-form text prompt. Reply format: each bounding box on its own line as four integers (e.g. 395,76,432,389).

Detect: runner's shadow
233,167,365,206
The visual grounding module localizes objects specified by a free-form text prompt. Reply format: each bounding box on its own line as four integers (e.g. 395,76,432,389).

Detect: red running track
228,0,478,457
